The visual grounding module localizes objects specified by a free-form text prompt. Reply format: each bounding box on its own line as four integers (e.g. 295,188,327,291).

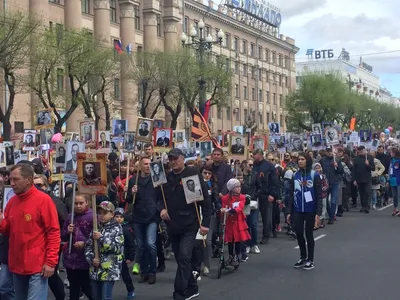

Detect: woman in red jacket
221,178,251,267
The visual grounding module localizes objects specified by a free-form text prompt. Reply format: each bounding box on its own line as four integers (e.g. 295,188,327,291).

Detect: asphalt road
49,204,399,300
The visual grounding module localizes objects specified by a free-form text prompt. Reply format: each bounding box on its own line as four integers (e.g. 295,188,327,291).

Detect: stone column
143,0,160,52
119,0,138,130
65,0,83,131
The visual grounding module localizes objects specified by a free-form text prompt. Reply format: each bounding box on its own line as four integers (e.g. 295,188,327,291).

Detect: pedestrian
84,201,124,300
287,152,322,270
370,151,385,210
160,148,211,300
313,163,328,229
389,147,400,216
61,194,94,300
0,164,60,299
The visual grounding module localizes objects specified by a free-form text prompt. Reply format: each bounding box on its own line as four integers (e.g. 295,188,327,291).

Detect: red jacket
0,186,60,275
221,194,251,243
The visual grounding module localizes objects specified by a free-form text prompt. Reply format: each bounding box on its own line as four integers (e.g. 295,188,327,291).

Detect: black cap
326,146,333,152
357,145,365,151
168,148,184,158
252,148,264,155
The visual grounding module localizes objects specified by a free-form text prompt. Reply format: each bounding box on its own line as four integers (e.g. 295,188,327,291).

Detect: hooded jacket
0,186,60,275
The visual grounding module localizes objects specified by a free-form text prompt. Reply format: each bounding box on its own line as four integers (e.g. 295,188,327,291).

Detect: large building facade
0,0,298,135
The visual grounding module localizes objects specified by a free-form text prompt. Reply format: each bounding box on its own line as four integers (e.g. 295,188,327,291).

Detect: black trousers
228,242,241,256
156,232,166,266
272,201,281,228
48,258,65,300
259,199,272,238
358,182,372,209
292,212,315,262
66,269,93,300
121,261,134,293
351,184,358,205
191,240,204,274
170,230,198,299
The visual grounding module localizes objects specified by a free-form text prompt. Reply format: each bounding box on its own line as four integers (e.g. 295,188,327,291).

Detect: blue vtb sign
227,0,282,28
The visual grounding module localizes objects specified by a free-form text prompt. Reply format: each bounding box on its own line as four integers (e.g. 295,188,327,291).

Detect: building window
233,37,238,51
259,112,263,124
242,40,247,54
183,16,188,33
235,109,240,121
49,21,53,30
279,75,282,86
225,33,230,48
243,86,247,99
273,93,276,105
110,0,117,22
217,109,222,119
266,112,270,123
205,26,210,38
251,66,256,79
279,95,283,106
81,0,90,13
258,46,263,60
243,64,247,76
266,91,270,104
56,23,63,46
114,78,120,99
49,0,61,4
286,76,289,87
251,88,255,101
265,49,270,62
234,61,239,74
225,58,230,72
250,43,255,56
156,14,161,37
266,71,269,82
227,107,231,120
280,114,284,126
14,121,24,133
56,68,64,91
258,89,262,102
235,84,239,97
258,69,262,81
278,54,282,66
285,56,289,69
134,6,140,29
272,51,276,65
193,22,199,37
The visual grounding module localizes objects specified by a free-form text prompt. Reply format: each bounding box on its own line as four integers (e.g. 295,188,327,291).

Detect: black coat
252,159,280,200
211,162,232,194
122,222,136,261
352,155,375,183
161,167,212,235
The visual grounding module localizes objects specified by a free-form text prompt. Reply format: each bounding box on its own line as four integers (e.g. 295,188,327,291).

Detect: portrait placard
80,121,95,144
124,131,135,152
229,134,246,156
97,131,111,149
136,118,154,142
112,120,128,139
154,128,172,148
56,143,66,167
251,136,266,151
65,141,85,172
5,145,15,166
173,130,185,143
2,186,14,211
71,132,80,142
360,129,372,143
35,109,53,130
268,122,280,134
326,127,339,145
40,128,54,145
182,175,204,204
312,123,322,135
199,141,212,159
150,161,167,187
23,129,37,151
77,152,107,195
290,135,304,152
14,150,21,164
0,147,6,167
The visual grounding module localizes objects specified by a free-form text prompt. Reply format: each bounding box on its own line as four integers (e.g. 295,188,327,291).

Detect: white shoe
373,205,376,210
63,278,69,288
202,266,210,276
246,246,250,254
251,245,260,254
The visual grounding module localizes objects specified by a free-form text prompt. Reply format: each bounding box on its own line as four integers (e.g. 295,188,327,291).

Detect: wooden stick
68,182,76,254
92,194,99,260
132,142,144,205
160,185,168,211
194,202,206,247
124,153,131,199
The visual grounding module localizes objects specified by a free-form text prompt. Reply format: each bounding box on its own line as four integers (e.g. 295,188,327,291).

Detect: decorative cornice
94,0,110,10
119,4,135,18
164,21,177,33
144,14,157,26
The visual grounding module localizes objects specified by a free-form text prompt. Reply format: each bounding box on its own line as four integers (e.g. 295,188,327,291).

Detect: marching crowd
0,141,399,300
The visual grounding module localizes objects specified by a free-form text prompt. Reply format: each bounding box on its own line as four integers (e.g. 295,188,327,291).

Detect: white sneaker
246,246,250,254
202,266,210,276
63,278,70,288
251,245,261,254
372,205,376,210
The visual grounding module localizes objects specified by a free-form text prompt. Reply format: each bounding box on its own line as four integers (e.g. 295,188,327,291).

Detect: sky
217,0,400,97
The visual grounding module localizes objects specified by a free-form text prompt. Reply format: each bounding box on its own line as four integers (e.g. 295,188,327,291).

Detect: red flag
202,99,211,123
350,117,356,131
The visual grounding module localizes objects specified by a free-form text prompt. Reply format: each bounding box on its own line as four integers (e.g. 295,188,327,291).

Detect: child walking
313,163,329,229
220,178,251,267
61,194,94,300
114,208,136,299
85,201,124,300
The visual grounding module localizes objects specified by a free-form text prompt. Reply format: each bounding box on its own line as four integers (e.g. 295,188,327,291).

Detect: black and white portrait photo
5,146,15,166
233,126,244,135
326,128,339,145
56,144,66,167
322,122,333,134
182,175,204,204
155,129,172,147
3,186,14,210
360,130,372,142
82,162,102,186
276,135,285,149
98,131,111,148
71,132,80,142
0,147,5,166
312,123,322,134
40,128,54,145
150,161,167,187
230,135,245,155
199,141,212,158
80,121,95,144
136,118,153,142
291,136,304,152
311,134,322,147
112,119,127,138
124,131,135,152
268,122,280,134
154,120,163,129
36,110,52,128
135,141,143,153
253,137,265,151
23,130,36,151
14,150,21,164
65,141,85,172
173,130,185,143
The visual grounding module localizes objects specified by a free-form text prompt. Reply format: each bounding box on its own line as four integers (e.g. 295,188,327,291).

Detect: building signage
225,0,282,28
305,49,334,60
360,61,373,73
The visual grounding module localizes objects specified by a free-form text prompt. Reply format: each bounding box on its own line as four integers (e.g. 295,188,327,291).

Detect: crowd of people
0,141,399,300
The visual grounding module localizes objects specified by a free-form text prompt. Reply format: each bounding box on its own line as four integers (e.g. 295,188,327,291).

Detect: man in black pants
352,146,375,213
160,149,211,300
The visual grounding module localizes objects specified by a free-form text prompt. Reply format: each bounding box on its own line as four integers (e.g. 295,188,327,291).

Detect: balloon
388,126,393,131
384,129,390,135
51,133,63,143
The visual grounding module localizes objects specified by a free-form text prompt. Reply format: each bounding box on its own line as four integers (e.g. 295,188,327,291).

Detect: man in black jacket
376,145,390,175
210,148,232,195
252,149,280,244
352,146,375,213
160,148,211,300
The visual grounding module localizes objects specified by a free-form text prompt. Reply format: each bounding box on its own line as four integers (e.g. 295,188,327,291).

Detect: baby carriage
377,175,388,207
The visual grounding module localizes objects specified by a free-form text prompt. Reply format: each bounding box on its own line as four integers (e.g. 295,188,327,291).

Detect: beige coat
371,158,385,190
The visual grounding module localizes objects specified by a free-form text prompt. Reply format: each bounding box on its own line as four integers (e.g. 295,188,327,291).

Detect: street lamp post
181,19,224,111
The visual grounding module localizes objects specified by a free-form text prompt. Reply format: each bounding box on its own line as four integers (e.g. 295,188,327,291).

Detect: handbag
250,200,259,210
372,176,380,185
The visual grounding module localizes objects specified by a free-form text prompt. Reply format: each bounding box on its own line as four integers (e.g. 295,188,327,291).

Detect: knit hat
313,163,322,170
114,208,125,217
227,178,241,192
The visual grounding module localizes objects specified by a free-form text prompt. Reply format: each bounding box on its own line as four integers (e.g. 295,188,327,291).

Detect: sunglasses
36,183,46,188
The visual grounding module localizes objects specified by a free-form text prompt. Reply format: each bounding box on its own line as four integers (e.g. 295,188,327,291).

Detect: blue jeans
327,184,339,220
12,272,48,300
392,185,400,208
91,280,114,300
371,190,377,206
0,264,15,300
133,222,157,275
246,209,258,246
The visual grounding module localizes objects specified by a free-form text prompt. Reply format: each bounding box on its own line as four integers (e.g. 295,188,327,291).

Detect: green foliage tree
0,12,40,140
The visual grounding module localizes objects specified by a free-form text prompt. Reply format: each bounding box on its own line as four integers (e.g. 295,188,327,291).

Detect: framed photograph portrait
312,123,322,135
322,122,333,134
112,119,128,138
326,127,339,145
233,126,244,135
56,143,66,167
40,128,54,145
173,130,185,143
150,161,167,187
229,135,246,156
23,129,36,151
199,141,213,159
98,131,111,149
124,131,135,152
268,122,280,134
80,121,95,144
5,146,15,166
222,132,230,147
135,141,143,154
14,150,21,164
182,175,204,204
0,147,5,167
3,186,14,210
65,141,85,172
179,146,197,162
77,152,107,195
291,136,304,152
360,129,372,142
71,132,80,142
252,136,266,151
136,118,153,142
396,131,400,140
154,119,164,129
154,128,172,148
35,109,53,129
276,135,285,149
311,134,322,148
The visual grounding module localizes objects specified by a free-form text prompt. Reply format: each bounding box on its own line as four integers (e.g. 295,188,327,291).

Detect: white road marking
294,234,326,249
378,203,393,211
